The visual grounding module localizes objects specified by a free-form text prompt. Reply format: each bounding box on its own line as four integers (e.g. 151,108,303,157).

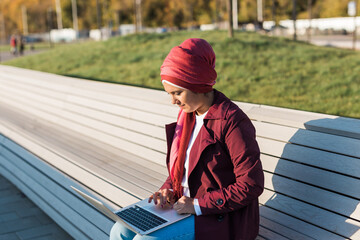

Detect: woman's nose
171,96,179,105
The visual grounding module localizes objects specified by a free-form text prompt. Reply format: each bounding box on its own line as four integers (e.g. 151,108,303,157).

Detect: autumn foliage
0,0,356,37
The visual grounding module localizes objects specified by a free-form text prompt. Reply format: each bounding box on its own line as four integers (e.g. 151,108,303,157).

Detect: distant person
110,38,264,240
19,35,25,55
10,35,17,55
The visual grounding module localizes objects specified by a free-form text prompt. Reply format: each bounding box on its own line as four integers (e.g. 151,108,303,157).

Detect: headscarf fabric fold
160,38,217,93
169,110,195,198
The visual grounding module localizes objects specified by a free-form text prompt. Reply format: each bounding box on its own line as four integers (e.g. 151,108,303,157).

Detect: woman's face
163,82,207,115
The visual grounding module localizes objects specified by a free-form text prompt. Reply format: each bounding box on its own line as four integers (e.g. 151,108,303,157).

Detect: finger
152,192,160,205
173,201,179,211
170,193,176,204
174,204,184,214
166,191,174,204
160,190,167,205
177,196,186,204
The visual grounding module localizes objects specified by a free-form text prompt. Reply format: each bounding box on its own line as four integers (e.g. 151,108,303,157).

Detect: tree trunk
292,0,297,40
353,0,358,50
307,0,312,42
227,0,233,38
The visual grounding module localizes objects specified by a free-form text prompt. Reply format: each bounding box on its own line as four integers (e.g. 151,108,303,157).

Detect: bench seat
0,65,359,239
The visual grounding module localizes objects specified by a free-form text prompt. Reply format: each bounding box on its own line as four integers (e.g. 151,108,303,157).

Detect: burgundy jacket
161,90,264,240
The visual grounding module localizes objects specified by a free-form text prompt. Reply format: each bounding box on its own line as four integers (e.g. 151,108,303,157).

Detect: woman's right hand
148,189,175,207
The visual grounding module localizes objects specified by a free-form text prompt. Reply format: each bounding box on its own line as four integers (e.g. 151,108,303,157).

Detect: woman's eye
175,91,182,96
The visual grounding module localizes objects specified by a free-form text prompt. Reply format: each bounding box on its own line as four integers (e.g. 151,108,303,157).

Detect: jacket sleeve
160,175,173,190
197,110,264,215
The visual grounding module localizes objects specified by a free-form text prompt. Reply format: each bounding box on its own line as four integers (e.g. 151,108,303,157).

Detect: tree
0,0,353,40
315,0,348,18
111,0,134,27
227,0,233,37
239,0,257,23
143,0,168,27
0,0,53,36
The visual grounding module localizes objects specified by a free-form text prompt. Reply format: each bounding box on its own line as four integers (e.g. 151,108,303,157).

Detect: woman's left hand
173,196,195,214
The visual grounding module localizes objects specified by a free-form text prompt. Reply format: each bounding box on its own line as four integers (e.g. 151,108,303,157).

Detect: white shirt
181,111,207,216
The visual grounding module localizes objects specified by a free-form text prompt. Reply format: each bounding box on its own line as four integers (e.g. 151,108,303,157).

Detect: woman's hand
148,189,175,207
173,196,195,214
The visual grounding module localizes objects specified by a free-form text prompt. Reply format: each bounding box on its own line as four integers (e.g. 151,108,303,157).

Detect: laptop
71,186,191,236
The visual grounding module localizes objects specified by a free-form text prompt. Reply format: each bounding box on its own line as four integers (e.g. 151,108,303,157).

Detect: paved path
0,50,45,62
0,174,73,240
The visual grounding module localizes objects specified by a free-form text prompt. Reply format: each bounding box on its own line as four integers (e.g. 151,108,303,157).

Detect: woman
110,38,264,240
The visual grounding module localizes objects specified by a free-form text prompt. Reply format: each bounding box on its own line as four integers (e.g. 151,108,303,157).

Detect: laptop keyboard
116,205,168,232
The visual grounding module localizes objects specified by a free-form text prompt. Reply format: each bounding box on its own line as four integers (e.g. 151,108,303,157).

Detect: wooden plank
234,102,260,114
0,137,121,221
32,117,168,182
0,75,177,121
260,216,314,240
0,66,170,105
35,132,162,194
15,223,73,240
236,104,360,140
56,109,167,153
2,132,126,213
260,206,344,240
30,113,168,177
0,99,167,165
258,137,360,178
261,154,360,199
0,91,63,123
253,121,360,158
0,80,67,107
255,235,266,240
1,135,119,222
263,171,360,220
0,153,112,238
2,136,156,199
0,103,168,179
260,189,360,239
304,117,360,140
65,90,178,118
0,135,4,155
0,82,171,133
64,102,166,140
0,123,141,207
258,226,289,240
0,165,92,240
67,94,174,127
43,130,167,186
50,117,167,164
246,105,336,129
0,73,178,119
0,87,169,154
0,76,174,127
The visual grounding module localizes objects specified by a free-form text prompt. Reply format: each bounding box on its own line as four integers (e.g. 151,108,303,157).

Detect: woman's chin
181,108,191,113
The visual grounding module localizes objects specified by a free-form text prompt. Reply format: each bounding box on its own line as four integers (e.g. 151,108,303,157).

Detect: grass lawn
2,30,360,118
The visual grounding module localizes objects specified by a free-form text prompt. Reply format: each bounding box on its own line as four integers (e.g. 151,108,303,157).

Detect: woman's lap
110,215,195,240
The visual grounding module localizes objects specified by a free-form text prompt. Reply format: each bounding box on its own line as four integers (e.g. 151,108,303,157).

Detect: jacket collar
204,89,231,120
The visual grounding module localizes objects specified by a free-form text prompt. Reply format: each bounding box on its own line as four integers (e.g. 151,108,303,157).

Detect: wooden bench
0,65,359,239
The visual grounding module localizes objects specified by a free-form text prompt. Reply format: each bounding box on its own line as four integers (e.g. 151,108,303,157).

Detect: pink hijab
160,38,217,93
